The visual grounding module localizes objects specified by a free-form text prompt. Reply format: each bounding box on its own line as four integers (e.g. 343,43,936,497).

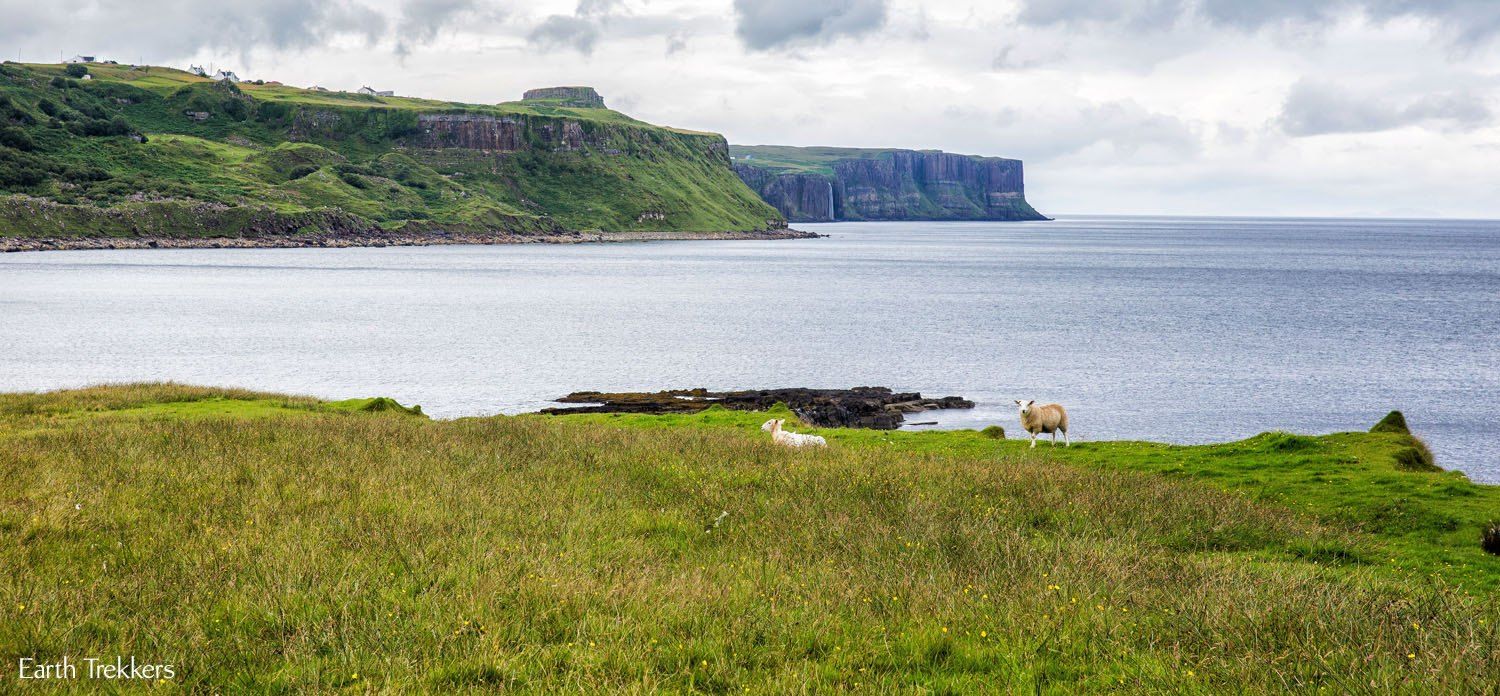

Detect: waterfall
826,181,835,222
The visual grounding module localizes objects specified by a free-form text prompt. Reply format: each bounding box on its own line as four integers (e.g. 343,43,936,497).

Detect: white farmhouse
357,86,395,97
212,70,240,83
189,65,208,77
66,55,96,64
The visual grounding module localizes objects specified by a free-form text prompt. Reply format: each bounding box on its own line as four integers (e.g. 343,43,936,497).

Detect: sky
5,0,1500,218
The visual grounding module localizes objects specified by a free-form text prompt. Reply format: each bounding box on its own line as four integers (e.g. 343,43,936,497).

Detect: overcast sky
7,0,1500,218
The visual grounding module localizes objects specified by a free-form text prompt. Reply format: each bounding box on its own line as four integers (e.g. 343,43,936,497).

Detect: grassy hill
2,384,1495,692
0,63,787,249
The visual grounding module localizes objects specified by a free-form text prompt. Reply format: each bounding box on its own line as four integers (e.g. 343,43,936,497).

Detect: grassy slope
2,385,1496,693
0,63,781,239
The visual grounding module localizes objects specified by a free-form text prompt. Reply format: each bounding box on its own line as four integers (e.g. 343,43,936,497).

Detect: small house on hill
357,86,395,97
66,55,96,64
212,70,240,83
309,85,329,92
189,65,208,77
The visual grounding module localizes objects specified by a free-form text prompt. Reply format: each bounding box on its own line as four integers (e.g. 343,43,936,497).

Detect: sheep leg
1064,430,1070,447
1029,432,1037,448
1051,431,1057,446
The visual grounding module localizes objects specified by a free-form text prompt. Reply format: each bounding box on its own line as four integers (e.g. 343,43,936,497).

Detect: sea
2,216,1496,482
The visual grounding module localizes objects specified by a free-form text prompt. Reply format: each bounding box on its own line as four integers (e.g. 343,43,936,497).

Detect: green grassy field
0,62,782,242
2,384,1496,692
728,145,929,176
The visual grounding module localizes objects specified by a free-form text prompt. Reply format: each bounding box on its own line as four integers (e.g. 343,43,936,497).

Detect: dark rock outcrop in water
731,146,1048,223
542,387,974,429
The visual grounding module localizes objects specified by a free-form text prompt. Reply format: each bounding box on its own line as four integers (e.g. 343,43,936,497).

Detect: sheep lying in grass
1015,400,1069,448
766,418,827,448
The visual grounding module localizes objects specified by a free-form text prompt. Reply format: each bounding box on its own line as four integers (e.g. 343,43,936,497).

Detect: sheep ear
1027,400,1035,406
1014,400,1021,405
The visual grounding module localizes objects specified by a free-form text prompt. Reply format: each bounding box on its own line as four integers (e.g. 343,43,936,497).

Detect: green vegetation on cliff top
0,62,782,241
2,384,1495,692
729,144,1020,177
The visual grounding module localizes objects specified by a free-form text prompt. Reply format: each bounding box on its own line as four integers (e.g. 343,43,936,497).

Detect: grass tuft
1391,439,1438,472
980,425,1006,439
1370,410,1411,434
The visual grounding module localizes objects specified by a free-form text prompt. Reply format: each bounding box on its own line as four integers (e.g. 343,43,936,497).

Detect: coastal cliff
0,64,791,250
731,145,1047,222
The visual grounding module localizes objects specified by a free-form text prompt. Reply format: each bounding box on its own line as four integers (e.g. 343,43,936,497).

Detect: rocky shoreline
0,228,819,253
542,387,974,429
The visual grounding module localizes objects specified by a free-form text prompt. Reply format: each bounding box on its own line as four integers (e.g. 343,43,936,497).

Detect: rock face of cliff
730,146,1047,222
732,165,835,222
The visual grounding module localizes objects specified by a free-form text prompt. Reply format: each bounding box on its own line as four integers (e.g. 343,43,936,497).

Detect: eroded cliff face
734,149,1046,222
410,113,587,151
733,165,835,222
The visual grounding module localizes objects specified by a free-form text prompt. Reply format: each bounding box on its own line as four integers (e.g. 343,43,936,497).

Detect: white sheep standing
1015,399,1069,448
765,418,827,448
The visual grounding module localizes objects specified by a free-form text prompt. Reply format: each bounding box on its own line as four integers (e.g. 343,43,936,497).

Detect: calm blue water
1,216,1496,482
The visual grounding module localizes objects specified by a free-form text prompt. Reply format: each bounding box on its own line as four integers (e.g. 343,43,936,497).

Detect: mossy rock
980,425,1006,439
1370,410,1410,435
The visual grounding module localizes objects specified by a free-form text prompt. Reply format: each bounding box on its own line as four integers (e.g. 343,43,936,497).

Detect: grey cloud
576,0,623,17
392,1,512,57
1279,80,1493,136
183,0,388,52
1017,0,1500,44
395,0,478,56
525,0,695,56
990,45,1044,71
945,100,1200,162
733,0,887,51
528,15,601,55
0,0,387,63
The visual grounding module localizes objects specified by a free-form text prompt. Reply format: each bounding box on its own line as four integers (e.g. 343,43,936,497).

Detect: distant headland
730,145,1048,223
0,61,804,251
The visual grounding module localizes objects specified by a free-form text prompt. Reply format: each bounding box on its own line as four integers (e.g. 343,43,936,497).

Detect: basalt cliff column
730,146,1047,223
732,165,835,222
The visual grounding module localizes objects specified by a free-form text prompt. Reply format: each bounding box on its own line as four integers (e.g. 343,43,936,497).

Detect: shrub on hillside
981,425,1005,439
0,126,36,151
63,64,88,79
0,148,51,187
285,164,318,181
68,117,132,137
59,165,110,183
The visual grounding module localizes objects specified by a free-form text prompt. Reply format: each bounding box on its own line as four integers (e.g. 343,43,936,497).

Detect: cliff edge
730,145,1048,223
